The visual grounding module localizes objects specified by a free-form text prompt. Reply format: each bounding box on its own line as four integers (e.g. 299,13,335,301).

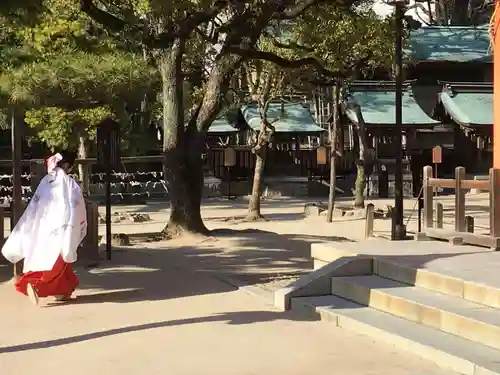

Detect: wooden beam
423,165,433,228
455,166,466,232
428,178,454,189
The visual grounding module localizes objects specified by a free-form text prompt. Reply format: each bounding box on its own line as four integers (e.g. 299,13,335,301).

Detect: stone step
330,275,500,350
291,295,500,375
375,260,500,309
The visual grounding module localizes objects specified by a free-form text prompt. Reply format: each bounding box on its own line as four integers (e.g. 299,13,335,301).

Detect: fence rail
422,165,500,250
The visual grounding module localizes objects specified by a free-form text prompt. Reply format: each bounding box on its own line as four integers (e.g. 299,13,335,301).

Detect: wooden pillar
0,208,6,265
30,161,46,193
489,168,500,237
495,3,500,169
435,202,443,229
79,201,100,267
372,134,379,174
455,166,466,232
476,136,484,167
494,7,500,238
465,216,474,233
423,165,433,228
365,203,375,238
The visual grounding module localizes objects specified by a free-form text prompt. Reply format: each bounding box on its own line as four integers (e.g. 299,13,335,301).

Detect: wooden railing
422,165,500,250
0,201,100,267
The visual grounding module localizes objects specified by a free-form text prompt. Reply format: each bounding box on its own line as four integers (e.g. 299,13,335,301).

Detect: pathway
0,247,457,375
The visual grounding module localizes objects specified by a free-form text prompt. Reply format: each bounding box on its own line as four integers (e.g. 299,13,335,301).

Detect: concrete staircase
282,243,500,375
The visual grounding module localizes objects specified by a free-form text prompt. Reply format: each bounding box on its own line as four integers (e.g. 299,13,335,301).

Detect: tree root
243,213,268,222
161,220,211,240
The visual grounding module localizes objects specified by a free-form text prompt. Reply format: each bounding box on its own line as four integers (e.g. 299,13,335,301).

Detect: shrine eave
343,81,439,127
438,81,493,127
241,102,325,134
405,26,491,63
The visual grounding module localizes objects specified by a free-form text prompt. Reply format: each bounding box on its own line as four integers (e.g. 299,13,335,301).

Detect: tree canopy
0,0,161,152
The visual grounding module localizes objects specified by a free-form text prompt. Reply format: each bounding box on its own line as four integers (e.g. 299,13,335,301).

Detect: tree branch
277,0,325,19
272,39,315,52
153,2,228,48
80,0,129,33
229,47,344,81
81,0,229,49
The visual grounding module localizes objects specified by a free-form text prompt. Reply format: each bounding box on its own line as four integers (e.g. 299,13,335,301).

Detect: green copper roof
344,81,439,126
241,102,324,133
207,118,238,134
406,26,491,63
439,82,492,126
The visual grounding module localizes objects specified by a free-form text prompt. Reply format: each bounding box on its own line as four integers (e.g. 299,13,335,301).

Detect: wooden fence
422,165,500,250
0,201,100,268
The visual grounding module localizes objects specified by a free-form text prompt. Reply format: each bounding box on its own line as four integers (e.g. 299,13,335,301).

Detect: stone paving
0,248,457,375
0,194,492,374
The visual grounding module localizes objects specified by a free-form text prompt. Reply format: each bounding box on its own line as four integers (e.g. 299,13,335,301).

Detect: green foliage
25,106,112,150
1,51,159,108
0,0,45,22
0,0,161,154
294,4,394,78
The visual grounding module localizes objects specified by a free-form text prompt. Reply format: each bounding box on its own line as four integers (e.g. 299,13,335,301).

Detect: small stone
100,233,131,247
129,213,151,223
112,233,130,246
304,203,326,217
333,208,345,217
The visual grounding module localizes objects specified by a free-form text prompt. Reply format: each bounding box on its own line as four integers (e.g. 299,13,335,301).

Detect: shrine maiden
1,152,87,306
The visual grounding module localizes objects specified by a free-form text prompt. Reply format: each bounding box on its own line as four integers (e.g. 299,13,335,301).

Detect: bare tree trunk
247,146,267,220
246,113,275,221
352,105,368,208
354,162,366,208
159,42,208,237
327,84,340,222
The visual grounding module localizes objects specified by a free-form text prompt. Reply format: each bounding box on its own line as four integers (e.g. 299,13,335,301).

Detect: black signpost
96,118,120,261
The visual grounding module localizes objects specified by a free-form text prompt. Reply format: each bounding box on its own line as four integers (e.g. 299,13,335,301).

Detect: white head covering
46,153,63,173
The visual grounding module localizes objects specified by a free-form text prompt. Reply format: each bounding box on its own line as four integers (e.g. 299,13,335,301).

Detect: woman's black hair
56,151,76,168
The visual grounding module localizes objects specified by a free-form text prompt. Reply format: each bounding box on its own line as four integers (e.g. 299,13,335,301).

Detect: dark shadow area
205,212,306,222
69,248,237,305
0,309,315,354
0,263,12,284
67,228,351,304
122,197,314,214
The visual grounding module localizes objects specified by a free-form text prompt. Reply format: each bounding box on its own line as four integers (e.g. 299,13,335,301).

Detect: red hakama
15,255,79,297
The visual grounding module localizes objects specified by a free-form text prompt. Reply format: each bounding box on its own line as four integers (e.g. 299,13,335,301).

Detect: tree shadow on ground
74,226,487,307
0,309,314,354
70,228,350,305
205,212,306,222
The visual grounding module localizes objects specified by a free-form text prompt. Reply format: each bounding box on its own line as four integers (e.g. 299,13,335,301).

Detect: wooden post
326,83,340,223
423,166,433,228
11,110,23,279
465,216,474,233
489,168,500,237
79,201,100,267
455,167,466,232
365,203,375,239
0,208,5,265
435,202,443,229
